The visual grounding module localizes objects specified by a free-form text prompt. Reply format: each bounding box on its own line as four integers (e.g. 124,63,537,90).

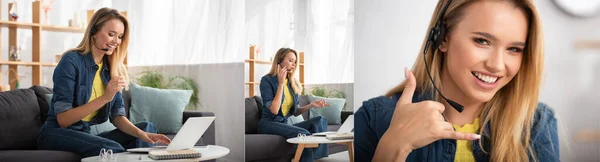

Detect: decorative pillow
128,83,192,134
45,94,116,135
0,89,42,150
308,95,345,125
286,115,305,125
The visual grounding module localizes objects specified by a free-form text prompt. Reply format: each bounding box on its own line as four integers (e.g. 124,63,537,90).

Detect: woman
37,8,171,157
258,48,331,162
355,0,558,161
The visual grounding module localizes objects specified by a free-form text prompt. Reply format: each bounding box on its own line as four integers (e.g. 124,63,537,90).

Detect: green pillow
128,83,192,134
45,94,116,135
309,95,345,125
286,115,305,125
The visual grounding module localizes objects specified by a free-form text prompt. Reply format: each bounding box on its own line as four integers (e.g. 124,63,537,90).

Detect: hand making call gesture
373,68,481,161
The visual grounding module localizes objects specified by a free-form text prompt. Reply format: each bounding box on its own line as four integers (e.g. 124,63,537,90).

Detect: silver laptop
313,115,354,136
127,117,215,153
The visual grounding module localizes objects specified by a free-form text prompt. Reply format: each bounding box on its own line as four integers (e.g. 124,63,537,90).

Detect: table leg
346,142,354,162
293,144,305,162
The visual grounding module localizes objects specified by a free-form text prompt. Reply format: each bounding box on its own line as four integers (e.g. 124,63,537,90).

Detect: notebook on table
148,149,201,160
313,115,354,137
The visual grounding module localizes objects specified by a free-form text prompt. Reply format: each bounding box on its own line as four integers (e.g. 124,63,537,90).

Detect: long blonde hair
266,48,302,94
66,8,130,88
385,0,544,161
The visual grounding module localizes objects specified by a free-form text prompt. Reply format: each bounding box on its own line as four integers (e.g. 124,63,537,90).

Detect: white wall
355,0,600,161
128,63,245,162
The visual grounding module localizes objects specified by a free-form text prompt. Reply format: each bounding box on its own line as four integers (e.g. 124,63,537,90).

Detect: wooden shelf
40,62,58,66
41,24,85,33
0,21,40,28
575,130,600,142
0,61,39,66
0,61,57,66
0,21,85,33
245,59,304,65
0,0,127,91
575,40,600,50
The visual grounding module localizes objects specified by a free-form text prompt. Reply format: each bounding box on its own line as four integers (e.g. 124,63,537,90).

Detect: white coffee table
286,136,354,162
81,145,229,162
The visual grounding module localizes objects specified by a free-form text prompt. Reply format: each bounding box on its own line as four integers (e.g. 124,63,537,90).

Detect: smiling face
439,1,529,103
279,52,297,73
93,19,125,55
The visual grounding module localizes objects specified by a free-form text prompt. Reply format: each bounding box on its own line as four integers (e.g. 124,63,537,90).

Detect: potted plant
135,70,200,110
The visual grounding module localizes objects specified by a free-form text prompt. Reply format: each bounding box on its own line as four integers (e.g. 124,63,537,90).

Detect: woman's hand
101,76,127,102
138,132,172,145
277,65,287,84
311,99,331,108
373,68,480,162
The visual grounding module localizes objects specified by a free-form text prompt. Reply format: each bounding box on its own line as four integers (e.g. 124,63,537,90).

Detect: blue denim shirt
259,75,299,123
41,51,126,132
355,91,559,162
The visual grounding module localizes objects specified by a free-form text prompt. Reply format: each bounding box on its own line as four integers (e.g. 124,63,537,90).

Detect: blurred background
355,0,599,161
0,0,245,161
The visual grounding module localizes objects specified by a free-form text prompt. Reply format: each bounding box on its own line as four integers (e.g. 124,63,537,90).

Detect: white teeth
473,72,498,84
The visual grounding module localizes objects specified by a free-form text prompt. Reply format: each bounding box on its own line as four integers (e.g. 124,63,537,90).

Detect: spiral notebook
148,149,201,160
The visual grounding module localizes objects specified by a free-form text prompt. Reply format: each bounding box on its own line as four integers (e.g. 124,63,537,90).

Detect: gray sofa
245,95,353,162
0,86,215,162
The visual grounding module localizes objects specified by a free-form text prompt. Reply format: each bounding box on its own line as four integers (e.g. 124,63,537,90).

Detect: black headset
423,0,464,113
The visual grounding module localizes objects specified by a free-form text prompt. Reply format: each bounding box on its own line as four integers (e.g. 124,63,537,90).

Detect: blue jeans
258,116,329,162
37,121,157,157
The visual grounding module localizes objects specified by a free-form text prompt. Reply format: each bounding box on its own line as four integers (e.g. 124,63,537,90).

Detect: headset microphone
423,0,464,113
92,38,110,52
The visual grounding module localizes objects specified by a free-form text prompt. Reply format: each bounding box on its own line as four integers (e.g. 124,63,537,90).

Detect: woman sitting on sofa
258,47,331,162
37,8,170,157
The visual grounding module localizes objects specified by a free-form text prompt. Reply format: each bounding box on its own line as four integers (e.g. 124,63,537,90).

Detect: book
148,149,201,160
326,133,354,140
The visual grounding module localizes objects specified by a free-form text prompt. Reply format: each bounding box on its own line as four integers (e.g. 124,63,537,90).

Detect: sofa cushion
122,89,132,118
0,150,81,162
245,96,262,134
29,85,53,122
0,89,43,150
245,134,296,161
286,115,305,125
309,95,346,125
129,83,192,134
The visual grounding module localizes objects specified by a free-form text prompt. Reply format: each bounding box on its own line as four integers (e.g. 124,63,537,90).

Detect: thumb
398,67,417,105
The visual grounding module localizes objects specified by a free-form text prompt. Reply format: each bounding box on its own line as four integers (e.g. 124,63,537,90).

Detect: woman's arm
294,103,313,116
52,54,111,128
56,74,126,128
113,115,144,137
57,96,111,128
268,83,285,115
293,99,328,116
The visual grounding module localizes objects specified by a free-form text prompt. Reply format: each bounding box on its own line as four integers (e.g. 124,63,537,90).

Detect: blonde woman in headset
355,0,559,161
258,48,331,162
37,8,170,157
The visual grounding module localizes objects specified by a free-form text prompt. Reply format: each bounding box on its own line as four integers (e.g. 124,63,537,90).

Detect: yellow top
453,118,480,162
281,79,293,116
82,61,106,122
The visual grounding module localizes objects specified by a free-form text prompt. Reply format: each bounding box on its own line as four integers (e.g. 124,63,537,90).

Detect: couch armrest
182,111,216,145
341,110,354,124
